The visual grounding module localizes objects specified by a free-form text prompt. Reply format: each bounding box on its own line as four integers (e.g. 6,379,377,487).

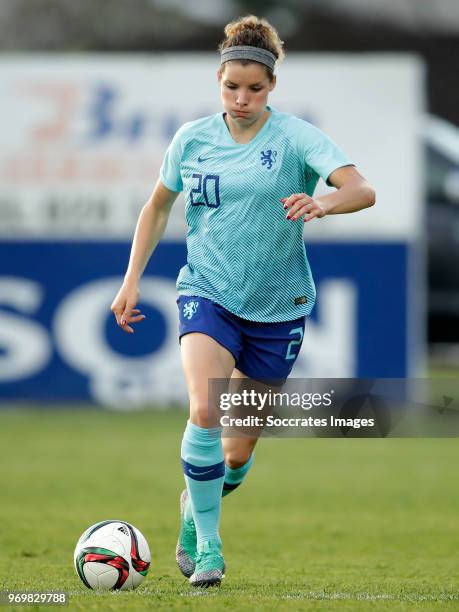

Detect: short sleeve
299,122,354,186
159,124,189,192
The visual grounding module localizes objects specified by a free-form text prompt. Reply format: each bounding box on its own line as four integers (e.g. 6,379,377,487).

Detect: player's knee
224,450,252,469
189,396,212,428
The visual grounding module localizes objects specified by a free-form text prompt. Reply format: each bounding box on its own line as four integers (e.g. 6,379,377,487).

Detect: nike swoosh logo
189,468,213,476
198,155,213,162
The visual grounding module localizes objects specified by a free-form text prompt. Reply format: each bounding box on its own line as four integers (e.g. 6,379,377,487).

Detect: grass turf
0,409,458,610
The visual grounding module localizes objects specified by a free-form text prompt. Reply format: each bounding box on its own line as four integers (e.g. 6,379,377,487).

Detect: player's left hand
281,193,327,223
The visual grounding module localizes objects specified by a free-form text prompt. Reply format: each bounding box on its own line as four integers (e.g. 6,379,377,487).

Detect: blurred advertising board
0,55,425,407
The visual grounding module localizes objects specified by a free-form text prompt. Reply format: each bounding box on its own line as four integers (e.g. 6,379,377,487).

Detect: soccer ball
74,520,151,591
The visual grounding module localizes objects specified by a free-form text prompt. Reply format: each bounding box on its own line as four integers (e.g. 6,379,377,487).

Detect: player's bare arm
281,166,376,222
111,180,179,333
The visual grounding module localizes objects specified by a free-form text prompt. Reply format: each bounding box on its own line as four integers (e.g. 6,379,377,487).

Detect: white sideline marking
281,591,459,602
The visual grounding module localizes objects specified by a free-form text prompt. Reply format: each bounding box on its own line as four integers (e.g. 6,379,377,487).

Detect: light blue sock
181,420,224,551
183,452,255,521
222,452,255,497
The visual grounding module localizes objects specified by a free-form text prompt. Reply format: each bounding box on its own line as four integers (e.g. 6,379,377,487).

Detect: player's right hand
110,282,146,334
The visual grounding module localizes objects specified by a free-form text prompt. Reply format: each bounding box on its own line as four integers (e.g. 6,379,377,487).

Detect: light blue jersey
160,106,352,322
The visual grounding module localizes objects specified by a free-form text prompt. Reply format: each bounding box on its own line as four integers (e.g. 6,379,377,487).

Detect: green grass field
0,409,458,611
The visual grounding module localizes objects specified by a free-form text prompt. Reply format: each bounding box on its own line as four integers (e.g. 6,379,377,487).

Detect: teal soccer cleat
176,489,197,578
189,539,225,588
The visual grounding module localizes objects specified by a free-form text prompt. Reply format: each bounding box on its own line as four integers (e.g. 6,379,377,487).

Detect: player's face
219,62,276,124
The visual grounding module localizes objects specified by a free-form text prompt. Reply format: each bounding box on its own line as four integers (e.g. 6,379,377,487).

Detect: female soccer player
111,15,375,587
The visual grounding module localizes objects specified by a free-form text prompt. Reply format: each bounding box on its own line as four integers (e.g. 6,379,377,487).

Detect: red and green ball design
77,521,150,590
76,547,130,589
126,523,150,576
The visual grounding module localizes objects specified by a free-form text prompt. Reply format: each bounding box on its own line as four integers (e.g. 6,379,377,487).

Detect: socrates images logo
183,300,199,320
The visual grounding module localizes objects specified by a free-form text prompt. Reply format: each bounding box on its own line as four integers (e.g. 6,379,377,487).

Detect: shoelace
195,552,218,570
195,543,223,570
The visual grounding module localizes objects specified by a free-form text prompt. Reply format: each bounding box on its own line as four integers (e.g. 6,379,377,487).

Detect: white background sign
0,54,424,241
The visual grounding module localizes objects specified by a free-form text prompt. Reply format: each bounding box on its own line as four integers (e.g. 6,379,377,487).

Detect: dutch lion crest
183,300,199,320
260,149,277,170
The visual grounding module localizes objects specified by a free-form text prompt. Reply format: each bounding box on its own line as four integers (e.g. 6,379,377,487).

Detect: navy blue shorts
177,295,305,383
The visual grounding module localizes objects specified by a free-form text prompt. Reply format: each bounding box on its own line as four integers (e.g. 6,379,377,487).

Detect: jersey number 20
190,173,221,208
